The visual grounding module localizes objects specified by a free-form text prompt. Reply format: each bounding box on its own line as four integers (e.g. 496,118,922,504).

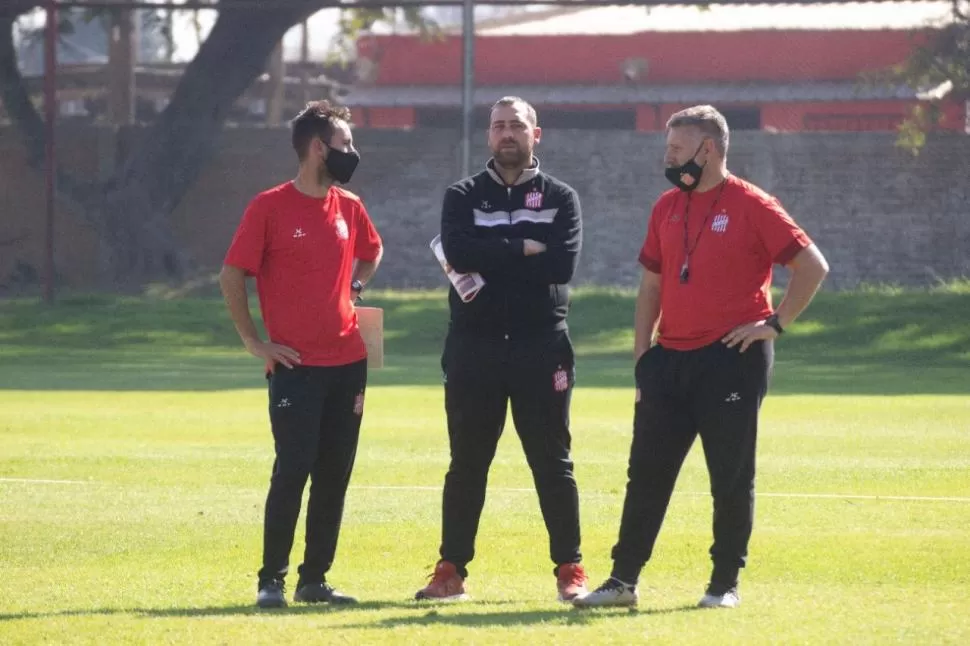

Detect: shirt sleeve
638,201,663,274
440,185,524,275
224,195,269,276
750,194,813,266
354,201,383,262
517,185,582,284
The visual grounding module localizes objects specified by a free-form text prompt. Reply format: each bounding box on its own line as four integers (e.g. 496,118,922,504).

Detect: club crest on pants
353,391,365,415
553,366,569,393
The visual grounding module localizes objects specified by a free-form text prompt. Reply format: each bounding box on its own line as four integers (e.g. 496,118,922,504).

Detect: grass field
1,287,969,645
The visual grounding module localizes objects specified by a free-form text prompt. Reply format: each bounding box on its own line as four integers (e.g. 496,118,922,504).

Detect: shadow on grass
0,599,506,621
337,603,702,630
1,352,966,395
0,292,451,355
1,289,967,394
0,600,701,625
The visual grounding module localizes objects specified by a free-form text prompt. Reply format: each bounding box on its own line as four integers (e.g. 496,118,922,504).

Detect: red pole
43,0,57,303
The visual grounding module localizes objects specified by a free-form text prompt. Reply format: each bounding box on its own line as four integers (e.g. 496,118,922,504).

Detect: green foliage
878,0,969,154
329,6,440,64
895,103,938,155
900,1,970,99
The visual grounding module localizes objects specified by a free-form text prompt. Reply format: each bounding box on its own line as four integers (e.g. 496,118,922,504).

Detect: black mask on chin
324,144,360,184
664,141,706,192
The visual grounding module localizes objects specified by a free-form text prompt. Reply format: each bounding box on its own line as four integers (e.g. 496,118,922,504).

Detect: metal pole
44,0,58,303
460,0,474,178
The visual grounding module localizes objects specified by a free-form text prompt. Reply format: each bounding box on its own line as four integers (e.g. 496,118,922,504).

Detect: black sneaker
294,581,358,605
257,578,287,608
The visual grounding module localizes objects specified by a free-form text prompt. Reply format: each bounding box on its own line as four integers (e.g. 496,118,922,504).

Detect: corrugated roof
476,2,956,35
343,81,934,106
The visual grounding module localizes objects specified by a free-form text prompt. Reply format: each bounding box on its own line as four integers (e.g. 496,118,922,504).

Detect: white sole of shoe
415,593,470,602
572,597,638,608
698,597,740,609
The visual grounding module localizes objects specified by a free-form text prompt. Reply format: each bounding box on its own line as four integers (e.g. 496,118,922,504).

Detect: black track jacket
440,158,583,339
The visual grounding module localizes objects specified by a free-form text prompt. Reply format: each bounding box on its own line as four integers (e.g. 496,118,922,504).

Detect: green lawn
1,288,968,644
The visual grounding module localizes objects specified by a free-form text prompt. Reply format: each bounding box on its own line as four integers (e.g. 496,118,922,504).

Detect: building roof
475,2,956,35
343,81,944,107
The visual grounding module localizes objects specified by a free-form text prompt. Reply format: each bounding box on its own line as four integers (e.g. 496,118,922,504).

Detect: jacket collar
485,156,541,187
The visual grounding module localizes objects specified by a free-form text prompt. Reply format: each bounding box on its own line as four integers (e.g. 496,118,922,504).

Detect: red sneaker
415,560,469,601
556,562,589,601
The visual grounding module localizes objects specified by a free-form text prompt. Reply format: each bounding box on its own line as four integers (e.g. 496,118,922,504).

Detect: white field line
0,477,89,485
353,485,970,503
2,478,968,503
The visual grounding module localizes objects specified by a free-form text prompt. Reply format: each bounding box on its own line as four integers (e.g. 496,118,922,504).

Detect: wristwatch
350,280,364,303
764,313,784,335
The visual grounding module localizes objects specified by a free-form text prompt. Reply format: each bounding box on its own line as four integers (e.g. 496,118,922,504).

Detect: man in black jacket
415,96,588,602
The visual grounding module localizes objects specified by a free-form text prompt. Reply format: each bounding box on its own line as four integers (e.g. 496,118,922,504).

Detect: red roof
358,29,932,85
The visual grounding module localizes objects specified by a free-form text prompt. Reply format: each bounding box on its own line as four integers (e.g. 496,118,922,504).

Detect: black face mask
664,142,706,192
325,145,360,184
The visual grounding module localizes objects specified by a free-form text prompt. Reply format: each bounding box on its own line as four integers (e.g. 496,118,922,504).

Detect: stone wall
2,126,968,291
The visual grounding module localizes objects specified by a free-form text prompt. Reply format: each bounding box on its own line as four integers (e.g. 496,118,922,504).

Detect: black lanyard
680,178,728,284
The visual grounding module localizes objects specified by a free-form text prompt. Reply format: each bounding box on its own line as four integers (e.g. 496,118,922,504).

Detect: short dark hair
291,100,352,161
666,105,730,156
491,96,538,127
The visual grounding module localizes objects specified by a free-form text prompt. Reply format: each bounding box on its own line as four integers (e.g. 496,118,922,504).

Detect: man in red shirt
219,100,383,609
575,105,829,610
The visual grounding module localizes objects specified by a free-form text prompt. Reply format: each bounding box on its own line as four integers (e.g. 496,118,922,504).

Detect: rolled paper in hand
430,234,486,303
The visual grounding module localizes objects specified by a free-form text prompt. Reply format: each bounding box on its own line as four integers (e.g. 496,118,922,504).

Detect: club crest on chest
525,190,543,209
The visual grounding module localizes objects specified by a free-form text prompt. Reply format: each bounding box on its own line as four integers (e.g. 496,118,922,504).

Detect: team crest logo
335,216,349,240
525,190,543,209
353,391,365,415
711,212,729,233
553,366,569,393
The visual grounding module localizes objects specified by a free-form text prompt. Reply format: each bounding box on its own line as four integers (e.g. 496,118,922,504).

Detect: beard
491,142,530,169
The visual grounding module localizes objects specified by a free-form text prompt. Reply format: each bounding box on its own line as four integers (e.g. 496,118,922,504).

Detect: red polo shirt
224,181,383,367
639,175,812,351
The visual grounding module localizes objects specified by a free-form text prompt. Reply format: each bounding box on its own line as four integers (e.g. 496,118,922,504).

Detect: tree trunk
2,3,321,289
92,4,314,287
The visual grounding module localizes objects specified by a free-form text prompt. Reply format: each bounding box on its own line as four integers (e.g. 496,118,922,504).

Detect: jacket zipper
507,187,512,224
504,185,512,340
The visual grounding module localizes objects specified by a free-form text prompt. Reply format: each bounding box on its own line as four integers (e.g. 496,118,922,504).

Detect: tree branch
0,11,45,165
954,0,967,23
0,11,97,215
